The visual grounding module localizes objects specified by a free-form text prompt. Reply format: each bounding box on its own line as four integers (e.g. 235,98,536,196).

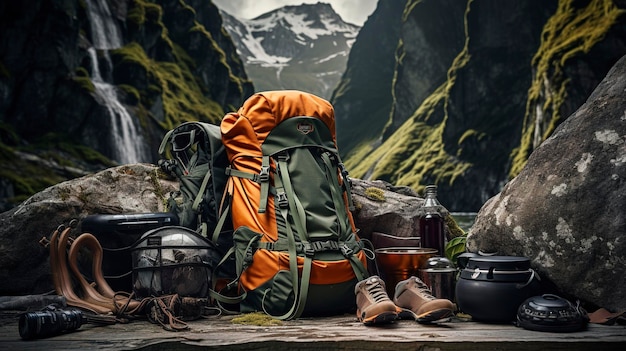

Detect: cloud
213,0,378,26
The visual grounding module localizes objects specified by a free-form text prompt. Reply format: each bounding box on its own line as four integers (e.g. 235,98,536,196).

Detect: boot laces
365,278,390,303
412,277,436,301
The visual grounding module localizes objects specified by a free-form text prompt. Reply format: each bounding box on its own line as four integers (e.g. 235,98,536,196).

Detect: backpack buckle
258,166,270,182
276,192,288,208
341,244,353,256
303,243,315,257
339,162,352,187
312,241,339,252
277,152,290,162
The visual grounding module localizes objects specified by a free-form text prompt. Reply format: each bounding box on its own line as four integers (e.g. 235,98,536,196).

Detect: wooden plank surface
1,312,625,351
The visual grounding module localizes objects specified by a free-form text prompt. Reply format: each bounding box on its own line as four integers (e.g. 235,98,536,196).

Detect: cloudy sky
212,0,379,26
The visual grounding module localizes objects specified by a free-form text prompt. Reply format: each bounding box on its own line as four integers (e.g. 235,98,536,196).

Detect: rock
0,163,178,295
351,178,425,240
467,55,626,311
351,178,463,242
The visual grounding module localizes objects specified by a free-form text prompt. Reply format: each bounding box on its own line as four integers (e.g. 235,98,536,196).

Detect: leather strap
46,223,144,317
49,224,112,314
68,232,143,313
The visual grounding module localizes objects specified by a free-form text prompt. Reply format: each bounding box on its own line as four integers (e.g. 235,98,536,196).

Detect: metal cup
420,267,458,301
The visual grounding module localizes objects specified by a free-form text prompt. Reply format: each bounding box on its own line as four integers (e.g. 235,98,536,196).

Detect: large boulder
0,164,178,295
467,55,626,311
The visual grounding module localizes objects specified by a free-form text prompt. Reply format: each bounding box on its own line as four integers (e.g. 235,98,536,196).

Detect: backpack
158,122,232,253
220,90,369,320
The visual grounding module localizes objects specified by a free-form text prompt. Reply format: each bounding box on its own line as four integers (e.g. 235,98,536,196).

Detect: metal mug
420,267,458,301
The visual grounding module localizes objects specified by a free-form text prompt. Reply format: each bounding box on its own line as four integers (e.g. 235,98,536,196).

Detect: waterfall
85,0,145,164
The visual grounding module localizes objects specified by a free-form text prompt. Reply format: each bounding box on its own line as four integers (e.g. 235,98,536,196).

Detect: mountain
219,2,360,99
333,0,626,211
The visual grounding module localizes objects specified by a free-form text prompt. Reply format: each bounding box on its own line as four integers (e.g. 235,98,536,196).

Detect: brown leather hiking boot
393,276,455,324
355,276,401,325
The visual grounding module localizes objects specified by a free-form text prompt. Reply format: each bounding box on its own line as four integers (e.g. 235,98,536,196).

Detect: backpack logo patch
297,122,314,135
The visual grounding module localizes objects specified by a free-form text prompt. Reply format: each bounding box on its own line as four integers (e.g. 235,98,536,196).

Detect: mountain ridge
219,2,359,99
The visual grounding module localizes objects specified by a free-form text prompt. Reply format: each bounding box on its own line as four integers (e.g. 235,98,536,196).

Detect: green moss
231,312,283,326
72,75,94,93
149,167,168,206
364,187,386,202
113,37,226,129
157,44,225,127
75,66,89,77
144,1,162,22
403,0,420,22
510,0,625,178
26,133,113,167
59,187,71,201
457,129,483,146
127,0,162,27
118,84,141,105
73,66,94,92
188,23,248,94
444,213,465,238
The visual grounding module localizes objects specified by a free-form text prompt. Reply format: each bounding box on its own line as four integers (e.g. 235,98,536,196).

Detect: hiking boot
393,276,455,324
355,276,400,325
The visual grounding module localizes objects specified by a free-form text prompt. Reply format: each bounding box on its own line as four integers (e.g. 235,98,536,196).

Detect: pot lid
423,267,458,273
524,294,572,309
425,257,453,269
466,255,531,270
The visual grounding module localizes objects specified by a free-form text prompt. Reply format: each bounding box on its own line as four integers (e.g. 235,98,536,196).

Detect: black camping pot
455,255,541,323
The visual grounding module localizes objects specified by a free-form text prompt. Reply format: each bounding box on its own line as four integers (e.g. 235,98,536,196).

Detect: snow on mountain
219,2,361,98
250,3,358,41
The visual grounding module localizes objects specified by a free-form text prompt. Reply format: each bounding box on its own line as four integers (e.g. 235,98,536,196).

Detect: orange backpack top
220,90,368,319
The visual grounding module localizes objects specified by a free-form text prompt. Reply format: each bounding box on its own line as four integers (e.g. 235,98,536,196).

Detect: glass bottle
419,185,446,256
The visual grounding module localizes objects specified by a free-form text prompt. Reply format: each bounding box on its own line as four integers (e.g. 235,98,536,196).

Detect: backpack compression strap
320,152,368,279
267,154,311,320
224,156,271,214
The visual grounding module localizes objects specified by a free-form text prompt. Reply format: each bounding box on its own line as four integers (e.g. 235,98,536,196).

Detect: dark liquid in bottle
420,212,445,256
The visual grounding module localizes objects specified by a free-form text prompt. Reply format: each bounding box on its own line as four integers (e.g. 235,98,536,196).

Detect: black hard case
79,212,179,292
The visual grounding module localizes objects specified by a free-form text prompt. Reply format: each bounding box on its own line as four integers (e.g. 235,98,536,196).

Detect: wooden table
1,311,625,350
